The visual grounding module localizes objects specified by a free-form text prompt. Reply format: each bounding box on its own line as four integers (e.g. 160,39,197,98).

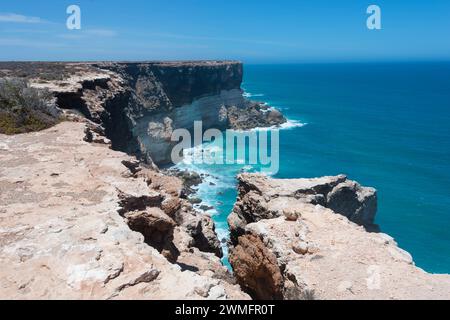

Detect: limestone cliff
228,174,450,300
9,61,286,165
2,61,448,301
0,60,282,300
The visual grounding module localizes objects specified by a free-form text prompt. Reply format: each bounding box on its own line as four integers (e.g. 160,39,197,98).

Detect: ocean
177,62,450,273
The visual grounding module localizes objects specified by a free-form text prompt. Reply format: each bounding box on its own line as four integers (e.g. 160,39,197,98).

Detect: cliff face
22,61,284,165
134,61,243,107
100,61,283,165
228,174,450,300
95,61,243,114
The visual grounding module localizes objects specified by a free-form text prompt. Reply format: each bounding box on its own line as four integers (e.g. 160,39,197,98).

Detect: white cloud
86,29,117,37
57,29,118,40
0,37,69,48
57,34,85,40
0,13,46,24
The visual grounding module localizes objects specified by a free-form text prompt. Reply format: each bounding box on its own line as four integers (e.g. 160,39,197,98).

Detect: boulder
326,180,377,227
283,208,300,221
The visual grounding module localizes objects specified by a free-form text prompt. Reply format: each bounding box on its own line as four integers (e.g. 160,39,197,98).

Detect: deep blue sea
178,62,450,273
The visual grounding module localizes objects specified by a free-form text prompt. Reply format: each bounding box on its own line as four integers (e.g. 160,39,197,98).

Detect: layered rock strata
12,61,286,165
228,174,450,300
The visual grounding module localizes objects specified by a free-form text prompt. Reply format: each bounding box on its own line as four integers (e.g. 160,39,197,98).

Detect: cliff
3,61,285,164
0,60,284,299
228,174,450,300
0,121,248,299
1,61,449,300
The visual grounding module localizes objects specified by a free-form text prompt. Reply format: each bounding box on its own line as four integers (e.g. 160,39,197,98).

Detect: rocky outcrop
228,174,450,300
227,103,287,130
0,122,248,299
228,174,378,243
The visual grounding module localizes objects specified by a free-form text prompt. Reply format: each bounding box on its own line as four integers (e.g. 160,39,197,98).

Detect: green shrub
0,78,61,134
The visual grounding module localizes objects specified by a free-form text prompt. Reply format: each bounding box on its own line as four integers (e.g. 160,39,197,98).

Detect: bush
284,286,317,300
0,78,61,134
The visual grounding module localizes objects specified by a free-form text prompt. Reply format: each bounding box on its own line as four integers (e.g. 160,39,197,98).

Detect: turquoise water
179,62,450,273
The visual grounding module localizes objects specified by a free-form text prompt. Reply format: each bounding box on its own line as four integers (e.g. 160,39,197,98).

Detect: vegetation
0,62,81,80
0,78,61,134
284,287,317,300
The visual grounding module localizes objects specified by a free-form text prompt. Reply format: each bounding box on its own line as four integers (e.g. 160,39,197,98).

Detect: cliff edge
228,174,450,300
0,61,286,164
0,121,248,299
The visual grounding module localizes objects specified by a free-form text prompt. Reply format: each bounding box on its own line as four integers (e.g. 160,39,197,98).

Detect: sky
0,0,449,62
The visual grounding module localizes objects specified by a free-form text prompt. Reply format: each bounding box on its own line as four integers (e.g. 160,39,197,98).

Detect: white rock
284,208,300,221
293,241,309,255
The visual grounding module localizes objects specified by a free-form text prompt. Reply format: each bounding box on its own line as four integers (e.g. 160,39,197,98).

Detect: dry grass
0,62,85,80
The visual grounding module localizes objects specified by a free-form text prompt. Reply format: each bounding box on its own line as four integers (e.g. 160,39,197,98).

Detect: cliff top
228,173,450,300
0,60,242,80
0,121,248,299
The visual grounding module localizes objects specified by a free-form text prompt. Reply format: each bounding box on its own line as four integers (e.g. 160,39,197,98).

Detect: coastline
1,61,449,299
2,120,450,299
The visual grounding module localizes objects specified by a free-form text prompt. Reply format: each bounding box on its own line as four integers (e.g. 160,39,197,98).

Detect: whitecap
279,119,307,130
243,91,265,98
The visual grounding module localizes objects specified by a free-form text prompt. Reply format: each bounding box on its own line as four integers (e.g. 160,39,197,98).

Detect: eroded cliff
12,61,285,165
0,60,284,300
228,174,450,300
2,61,448,301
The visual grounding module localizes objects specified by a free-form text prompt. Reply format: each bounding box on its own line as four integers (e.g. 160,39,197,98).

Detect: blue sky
0,0,449,62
